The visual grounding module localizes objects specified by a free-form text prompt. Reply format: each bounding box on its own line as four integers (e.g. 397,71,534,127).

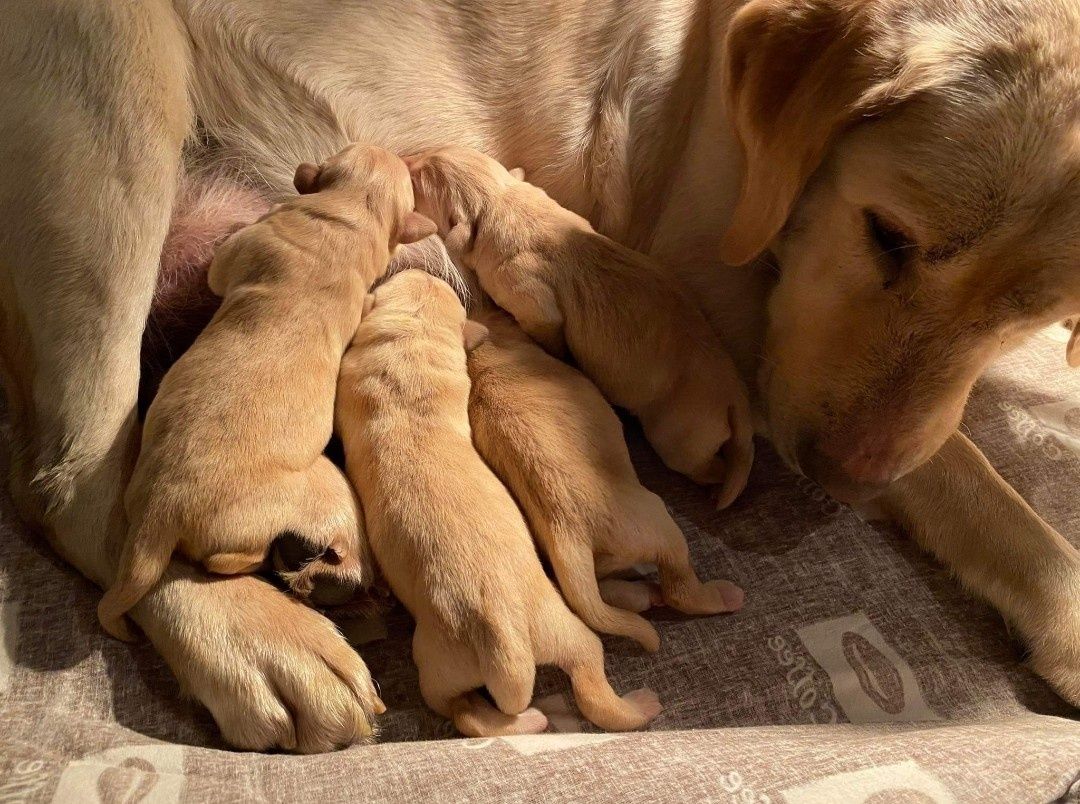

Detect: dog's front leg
0,0,380,751
879,432,1080,706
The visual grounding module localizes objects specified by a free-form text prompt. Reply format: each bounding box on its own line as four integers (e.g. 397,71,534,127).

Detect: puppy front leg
477,255,567,357
880,432,1080,706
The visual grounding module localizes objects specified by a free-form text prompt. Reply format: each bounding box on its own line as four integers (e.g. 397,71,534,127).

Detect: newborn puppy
467,309,744,652
98,144,436,641
337,270,661,737
409,146,755,507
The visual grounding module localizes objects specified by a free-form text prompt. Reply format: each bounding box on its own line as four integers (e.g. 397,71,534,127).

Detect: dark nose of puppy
796,437,891,505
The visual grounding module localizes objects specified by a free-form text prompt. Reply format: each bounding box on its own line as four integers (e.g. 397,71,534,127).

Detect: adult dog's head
723,0,1080,501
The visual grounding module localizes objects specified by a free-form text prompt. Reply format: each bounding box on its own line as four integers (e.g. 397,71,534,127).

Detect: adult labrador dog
1,0,1077,751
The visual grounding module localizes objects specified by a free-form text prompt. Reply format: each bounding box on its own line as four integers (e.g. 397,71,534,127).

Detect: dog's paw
1025,596,1080,709
134,567,384,753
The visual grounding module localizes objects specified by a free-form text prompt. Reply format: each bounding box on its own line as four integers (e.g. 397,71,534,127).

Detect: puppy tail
547,538,660,653
98,524,176,642
475,623,536,716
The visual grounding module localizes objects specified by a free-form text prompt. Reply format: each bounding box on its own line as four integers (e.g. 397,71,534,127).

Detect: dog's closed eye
864,210,916,290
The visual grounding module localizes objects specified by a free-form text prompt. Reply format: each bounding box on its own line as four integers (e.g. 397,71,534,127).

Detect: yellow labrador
410,145,755,508
467,307,744,652
336,270,662,736
3,0,1078,750
98,144,435,640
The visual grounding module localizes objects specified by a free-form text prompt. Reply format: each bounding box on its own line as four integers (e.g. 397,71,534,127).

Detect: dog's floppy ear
294,162,322,194
721,0,878,266
1067,319,1079,368
508,167,526,181
398,212,438,245
462,320,490,352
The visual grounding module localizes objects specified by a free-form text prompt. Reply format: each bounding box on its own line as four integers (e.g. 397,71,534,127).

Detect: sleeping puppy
408,146,755,508
97,144,436,641
336,269,662,737
467,308,744,652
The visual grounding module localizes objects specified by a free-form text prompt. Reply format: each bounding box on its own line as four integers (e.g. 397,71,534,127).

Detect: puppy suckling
408,146,755,508
98,144,436,641
467,308,745,653
336,270,662,737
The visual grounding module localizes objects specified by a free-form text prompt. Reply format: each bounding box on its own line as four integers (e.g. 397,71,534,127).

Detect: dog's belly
141,173,272,412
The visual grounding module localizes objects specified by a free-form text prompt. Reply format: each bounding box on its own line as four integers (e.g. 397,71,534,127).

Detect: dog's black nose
271,531,325,572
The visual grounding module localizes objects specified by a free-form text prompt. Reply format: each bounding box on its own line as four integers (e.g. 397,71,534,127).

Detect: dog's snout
796,435,893,504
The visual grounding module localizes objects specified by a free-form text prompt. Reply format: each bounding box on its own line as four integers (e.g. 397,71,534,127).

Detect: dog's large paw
133,566,384,753
1026,592,1080,709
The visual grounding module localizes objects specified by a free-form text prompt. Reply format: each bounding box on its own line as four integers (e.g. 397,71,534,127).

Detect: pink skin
141,174,272,410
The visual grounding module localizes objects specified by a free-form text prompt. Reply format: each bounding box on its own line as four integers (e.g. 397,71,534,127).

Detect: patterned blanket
0,325,1077,803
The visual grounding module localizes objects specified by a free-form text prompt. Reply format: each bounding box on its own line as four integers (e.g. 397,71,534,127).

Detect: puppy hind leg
450,693,548,738
203,552,265,574
548,615,661,731
98,521,178,641
597,578,664,613
547,536,660,652
412,624,541,737
649,512,743,616
291,457,363,561
474,622,537,716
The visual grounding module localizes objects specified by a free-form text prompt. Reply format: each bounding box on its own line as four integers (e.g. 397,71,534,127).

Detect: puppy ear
462,320,490,352
398,211,438,245
1067,319,1079,368
444,221,474,258
362,293,377,318
721,0,880,266
508,167,526,181
293,162,322,194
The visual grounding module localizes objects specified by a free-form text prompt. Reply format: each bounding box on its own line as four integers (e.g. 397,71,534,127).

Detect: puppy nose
796,437,892,504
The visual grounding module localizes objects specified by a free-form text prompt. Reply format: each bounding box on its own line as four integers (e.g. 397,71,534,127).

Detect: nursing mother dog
2,0,1079,751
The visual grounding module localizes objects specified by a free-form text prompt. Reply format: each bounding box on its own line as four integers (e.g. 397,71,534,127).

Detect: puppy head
723,0,1080,501
367,268,468,332
405,146,526,251
294,143,436,248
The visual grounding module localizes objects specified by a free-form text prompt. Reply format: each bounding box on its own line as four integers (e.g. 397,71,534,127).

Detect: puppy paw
665,579,745,616
621,688,663,722
597,579,663,613
134,567,384,753
510,707,550,735
704,579,745,613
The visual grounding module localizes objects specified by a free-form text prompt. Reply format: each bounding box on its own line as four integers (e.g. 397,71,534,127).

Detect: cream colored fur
98,144,430,641
411,146,756,506
1,0,1078,752
467,308,744,651
335,270,662,736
